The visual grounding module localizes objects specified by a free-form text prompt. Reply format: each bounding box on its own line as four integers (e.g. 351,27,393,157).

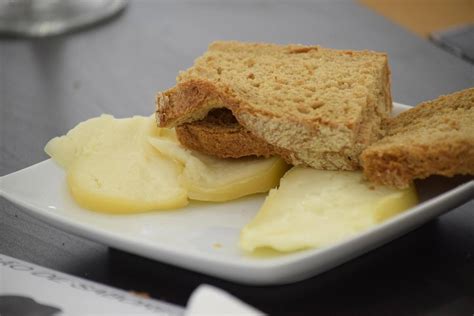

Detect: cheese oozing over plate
240,167,418,252
44,114,418,253
45,115,288,213
45,115,187,213
148,134,288,202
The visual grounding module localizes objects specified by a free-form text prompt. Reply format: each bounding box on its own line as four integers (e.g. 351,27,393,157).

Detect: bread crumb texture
361,87,474,188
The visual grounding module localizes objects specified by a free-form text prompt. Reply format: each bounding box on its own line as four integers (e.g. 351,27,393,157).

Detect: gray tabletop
1,1,473,314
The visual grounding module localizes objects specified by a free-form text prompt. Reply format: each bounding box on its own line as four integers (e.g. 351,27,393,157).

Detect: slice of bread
175,108,292,161
157,41,392,170
361,87,474,188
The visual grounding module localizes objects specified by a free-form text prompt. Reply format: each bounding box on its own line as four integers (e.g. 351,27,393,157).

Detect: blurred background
362,0,474,63
361,0,473,38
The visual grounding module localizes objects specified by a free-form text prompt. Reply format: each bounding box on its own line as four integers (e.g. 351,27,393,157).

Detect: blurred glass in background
0,0,127,37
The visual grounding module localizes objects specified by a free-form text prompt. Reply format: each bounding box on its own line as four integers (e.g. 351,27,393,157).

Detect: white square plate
1,103,473,285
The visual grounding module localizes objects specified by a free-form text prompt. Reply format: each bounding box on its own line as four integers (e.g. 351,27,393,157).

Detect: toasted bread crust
156,41,392,170
175,109,293,161
361,140,474,188
361,87,474,188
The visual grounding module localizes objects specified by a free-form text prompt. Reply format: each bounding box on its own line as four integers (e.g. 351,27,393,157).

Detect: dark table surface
1,1,473,314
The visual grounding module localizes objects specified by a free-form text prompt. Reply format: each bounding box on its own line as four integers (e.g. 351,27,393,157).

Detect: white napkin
186,284,264,316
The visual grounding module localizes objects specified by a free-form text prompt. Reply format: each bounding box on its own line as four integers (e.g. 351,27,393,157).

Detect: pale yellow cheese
45,115,116,169
148,136,289,202
45,115,187,213
240,167,418,252
45,114,287,212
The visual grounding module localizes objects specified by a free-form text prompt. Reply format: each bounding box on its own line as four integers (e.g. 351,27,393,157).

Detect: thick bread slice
157,41,392,170
176,108,293,161
361,87,474,188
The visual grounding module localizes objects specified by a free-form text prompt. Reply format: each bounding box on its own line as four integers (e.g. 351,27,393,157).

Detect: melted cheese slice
240,167,418,252
148,136,288,202
45,114,288,212
45,115,187,213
